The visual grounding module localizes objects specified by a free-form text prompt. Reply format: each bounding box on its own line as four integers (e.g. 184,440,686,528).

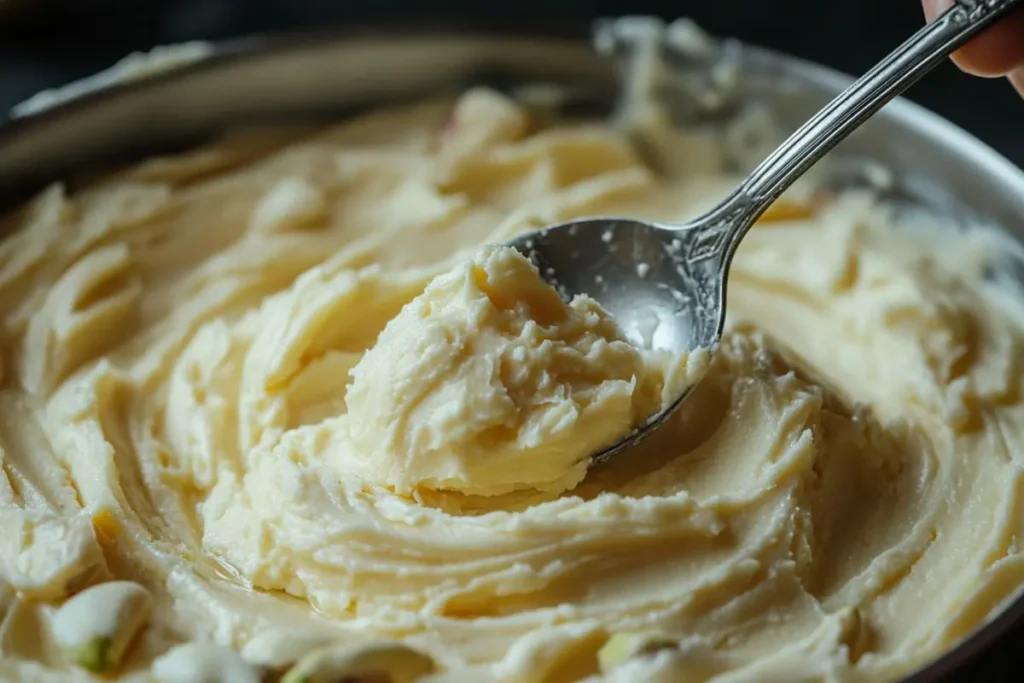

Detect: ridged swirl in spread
1,88,1024,683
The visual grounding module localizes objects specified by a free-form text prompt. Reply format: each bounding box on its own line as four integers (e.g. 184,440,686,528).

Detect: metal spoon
509,0,1022,465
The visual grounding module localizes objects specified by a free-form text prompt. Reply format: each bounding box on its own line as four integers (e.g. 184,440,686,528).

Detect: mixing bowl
1,20,1023,682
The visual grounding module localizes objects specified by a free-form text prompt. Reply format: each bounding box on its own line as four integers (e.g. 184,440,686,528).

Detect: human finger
922,0,1024,76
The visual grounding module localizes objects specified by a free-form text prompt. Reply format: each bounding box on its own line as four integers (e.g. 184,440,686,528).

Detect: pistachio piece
52,580,152,673
152,642,262,683
282,641,435,683
598,632,678,672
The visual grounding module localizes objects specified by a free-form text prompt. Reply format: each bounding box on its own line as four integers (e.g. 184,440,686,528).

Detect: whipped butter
0,82,1023,683
344,245,675,498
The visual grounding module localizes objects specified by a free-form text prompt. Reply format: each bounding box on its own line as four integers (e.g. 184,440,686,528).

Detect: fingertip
1009,69,1024,98
951,7,1024,76
921,0,948,22
924,2,1024,77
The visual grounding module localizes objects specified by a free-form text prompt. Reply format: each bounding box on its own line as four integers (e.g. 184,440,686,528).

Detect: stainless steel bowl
1,21,1023,683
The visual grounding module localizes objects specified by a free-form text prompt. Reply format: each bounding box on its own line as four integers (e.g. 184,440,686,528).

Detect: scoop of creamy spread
344,244,667,497
2,84,1024,683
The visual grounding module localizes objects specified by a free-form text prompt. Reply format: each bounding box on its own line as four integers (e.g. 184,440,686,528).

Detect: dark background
1,0,1022,166
0,0,1022,680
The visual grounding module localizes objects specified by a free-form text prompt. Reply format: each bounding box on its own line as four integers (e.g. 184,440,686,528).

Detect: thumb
922,0,1024,77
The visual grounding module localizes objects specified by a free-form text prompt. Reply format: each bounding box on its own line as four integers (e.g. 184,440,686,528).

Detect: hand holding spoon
508,0,1022,464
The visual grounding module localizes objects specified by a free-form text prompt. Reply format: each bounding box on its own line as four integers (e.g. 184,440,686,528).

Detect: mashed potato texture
1,87,1024,683
343,245,672,497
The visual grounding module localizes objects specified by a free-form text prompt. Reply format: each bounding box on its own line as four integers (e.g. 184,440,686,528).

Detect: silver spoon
509,0,1022,465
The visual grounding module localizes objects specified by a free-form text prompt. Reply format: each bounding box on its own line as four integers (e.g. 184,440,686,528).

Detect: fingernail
922,0,952,22
1009,69,1024,98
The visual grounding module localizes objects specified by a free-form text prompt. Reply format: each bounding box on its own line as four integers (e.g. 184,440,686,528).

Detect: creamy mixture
2,84,1024,683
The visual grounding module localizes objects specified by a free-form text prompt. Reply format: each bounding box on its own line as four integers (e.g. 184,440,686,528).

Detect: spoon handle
720,0,1021,256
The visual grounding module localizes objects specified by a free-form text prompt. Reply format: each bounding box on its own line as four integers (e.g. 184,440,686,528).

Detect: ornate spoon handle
713,0,1022,260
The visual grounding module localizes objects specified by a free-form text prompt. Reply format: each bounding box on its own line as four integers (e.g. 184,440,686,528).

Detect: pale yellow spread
2,87,1024,683
344,245,670,497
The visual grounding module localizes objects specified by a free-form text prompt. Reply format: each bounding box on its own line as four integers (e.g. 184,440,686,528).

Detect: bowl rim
2,19,1023,204
0,20,593,137
2,19,1023,683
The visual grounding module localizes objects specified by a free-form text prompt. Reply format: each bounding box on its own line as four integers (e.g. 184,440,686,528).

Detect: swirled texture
2,87,1024,683
344,244,676,497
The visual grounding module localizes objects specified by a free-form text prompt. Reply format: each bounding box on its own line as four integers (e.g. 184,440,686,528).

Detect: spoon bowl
508,211,741,464
510,217,729,355
507,0,1022,464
